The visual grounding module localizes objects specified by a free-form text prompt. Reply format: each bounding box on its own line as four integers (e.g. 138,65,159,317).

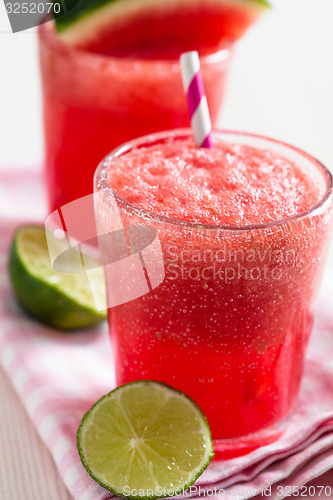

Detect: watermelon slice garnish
53,0,271,58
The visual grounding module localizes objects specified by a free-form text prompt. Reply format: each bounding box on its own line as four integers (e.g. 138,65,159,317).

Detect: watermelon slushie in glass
38,0,270,212
38,23,231,212
95,130,333,458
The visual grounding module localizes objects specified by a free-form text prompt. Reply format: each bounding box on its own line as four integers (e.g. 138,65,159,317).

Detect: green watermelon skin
54,0,116,32
53,0,270,58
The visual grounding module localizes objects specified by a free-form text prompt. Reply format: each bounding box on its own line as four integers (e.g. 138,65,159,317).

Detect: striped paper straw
180,51,213,148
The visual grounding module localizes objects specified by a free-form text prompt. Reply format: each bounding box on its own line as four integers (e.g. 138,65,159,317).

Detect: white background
1,1,333,498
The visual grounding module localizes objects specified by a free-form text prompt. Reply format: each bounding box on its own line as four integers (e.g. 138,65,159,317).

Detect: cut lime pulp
77,380,214,499
8,225,106,330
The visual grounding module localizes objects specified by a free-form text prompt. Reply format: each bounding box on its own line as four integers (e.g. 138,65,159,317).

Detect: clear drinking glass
38,22,232,212
94,129,333,458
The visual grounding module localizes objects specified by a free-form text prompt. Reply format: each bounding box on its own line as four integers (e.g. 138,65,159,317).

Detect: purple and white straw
180,51,213,148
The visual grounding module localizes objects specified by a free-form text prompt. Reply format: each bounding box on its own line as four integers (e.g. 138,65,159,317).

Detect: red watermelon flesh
76,3,262,59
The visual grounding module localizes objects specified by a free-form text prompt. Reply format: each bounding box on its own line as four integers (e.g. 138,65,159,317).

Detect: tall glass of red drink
38,22,232,212
94,130,333,458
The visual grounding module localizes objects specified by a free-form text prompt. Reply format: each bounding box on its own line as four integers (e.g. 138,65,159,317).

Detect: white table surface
1,1,333,499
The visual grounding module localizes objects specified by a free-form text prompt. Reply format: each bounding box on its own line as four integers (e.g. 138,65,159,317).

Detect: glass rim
37,19,233,65
95,128,333,233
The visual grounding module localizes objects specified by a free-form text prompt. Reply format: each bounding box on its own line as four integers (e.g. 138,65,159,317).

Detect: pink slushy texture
39,25,230,212
99,136,332,458
109,140,322,225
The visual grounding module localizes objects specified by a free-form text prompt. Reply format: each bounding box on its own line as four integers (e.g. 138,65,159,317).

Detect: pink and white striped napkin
1,169,333,500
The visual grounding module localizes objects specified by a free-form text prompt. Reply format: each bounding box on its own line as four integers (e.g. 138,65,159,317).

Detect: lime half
77,381,214,499
8,225,106,330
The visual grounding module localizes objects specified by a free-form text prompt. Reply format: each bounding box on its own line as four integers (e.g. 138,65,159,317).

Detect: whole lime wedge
77,380,214,499
8,225,106,330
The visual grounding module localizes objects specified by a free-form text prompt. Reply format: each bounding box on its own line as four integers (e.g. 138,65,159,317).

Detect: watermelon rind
53,0,271,43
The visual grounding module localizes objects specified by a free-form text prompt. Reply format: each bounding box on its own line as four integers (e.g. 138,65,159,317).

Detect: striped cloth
1,169,333,500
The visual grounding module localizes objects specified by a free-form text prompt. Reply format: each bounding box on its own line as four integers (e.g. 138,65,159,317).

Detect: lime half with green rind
9,225,106,330
77,380,214,499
